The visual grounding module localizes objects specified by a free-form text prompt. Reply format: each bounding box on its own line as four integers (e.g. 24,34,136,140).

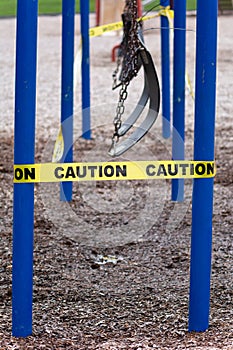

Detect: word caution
14,161,216,183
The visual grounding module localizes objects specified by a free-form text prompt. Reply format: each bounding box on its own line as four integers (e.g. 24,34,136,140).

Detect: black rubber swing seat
108,40,160,157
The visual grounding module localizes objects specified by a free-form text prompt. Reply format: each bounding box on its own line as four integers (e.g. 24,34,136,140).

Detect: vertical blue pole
60,0,75,201
171,0,186,201
161,0,171,139
80,0,91,139
189,0,218,332
12,0,38,337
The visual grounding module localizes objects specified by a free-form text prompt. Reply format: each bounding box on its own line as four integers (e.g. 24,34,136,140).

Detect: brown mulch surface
0,129,232,349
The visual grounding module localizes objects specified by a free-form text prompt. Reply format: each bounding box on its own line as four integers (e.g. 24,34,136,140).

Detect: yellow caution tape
14,160,216,183
52,127,64,163
89,8,174,37
89,21,124,37
159,6,174,28
185,71,195,100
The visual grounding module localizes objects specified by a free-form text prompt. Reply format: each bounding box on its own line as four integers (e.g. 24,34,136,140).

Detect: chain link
111,0,142,144
120,0,141,83
112,81,129,142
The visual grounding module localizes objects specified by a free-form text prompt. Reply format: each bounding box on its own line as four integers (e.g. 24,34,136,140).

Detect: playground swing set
12,0,218,338
108,0,160,157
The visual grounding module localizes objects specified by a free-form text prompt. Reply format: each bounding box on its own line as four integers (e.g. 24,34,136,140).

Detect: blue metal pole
60,0,75,201
161,0,171,139
171,0,186,201
12,0,38,337
189,0,218,332
80,0,91,139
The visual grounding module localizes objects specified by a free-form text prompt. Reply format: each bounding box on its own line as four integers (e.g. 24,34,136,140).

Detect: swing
109,0,160,157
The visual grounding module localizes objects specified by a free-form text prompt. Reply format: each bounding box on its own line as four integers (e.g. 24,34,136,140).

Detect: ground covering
0,11,232,350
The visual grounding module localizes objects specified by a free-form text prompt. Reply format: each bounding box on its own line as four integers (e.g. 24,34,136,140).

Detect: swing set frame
12,0,218,337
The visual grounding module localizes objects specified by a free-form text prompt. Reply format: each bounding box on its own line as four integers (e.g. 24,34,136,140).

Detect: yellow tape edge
52,126,64,163
89,8,174,38
159,6,174,20
89,21,123,37
14,161,216,183
185,71,195,100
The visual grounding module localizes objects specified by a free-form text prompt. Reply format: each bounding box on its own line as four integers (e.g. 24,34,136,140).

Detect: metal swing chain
120,0,141,83
111,0,142,146
112,81,129,143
